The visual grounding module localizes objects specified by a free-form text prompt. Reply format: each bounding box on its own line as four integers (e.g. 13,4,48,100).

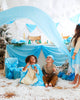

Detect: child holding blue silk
20,55,44,86
70,24,80,88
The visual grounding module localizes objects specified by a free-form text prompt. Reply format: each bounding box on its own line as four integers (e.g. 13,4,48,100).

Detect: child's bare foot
70,74,79,84
69,81,77,84
73,84,79,88
73,77,80,88
49,83,52,87
45,83,48,87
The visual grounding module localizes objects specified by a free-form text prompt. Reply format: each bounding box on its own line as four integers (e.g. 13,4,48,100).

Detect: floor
0,70,80,100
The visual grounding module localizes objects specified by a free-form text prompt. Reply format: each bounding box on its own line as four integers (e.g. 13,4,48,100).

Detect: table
5,44,68,67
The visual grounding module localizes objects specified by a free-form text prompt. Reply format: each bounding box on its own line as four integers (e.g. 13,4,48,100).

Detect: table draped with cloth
6,44,68,67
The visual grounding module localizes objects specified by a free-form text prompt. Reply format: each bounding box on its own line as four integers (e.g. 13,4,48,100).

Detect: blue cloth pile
64,37,72,44
5,58,23,79
11,39,27,44
58,71,75,81
13,67,23,79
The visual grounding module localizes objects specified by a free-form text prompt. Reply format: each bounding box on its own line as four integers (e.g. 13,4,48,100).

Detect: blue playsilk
42,45,68,66
26,24,37,32
20,64,44,86
7,20,15,24
58,72,75,81
5,58,18,79
11,39,27,44
0,6,74,72
7,44,41,67
71,48,80,65
70,14,80,24
7,44,68,67
56,22,59,27
0,6,70,58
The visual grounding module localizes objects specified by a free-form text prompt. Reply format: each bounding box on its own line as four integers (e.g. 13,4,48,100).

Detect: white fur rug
0,71,80,100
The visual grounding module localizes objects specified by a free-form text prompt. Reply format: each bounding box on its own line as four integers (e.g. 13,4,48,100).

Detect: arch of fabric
0,6,70,57
0,6,70,56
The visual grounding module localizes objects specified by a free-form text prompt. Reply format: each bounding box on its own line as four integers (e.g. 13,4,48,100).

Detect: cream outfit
71,37,80,75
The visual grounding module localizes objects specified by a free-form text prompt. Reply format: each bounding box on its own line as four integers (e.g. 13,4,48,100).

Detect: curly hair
25,55,37,64
72,24,80,46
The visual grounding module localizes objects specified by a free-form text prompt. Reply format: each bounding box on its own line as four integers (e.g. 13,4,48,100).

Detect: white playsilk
21,67,38,85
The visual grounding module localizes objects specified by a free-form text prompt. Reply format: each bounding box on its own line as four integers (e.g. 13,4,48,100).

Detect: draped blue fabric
70,14,80,24
68,48,80,73
7,44,41,67
5,57,23,79
5,58,18,79
70,48,80,73
11,39,27,43
26,24,37,32
56,22,59,27
0,6,70,58
42,45,68,66
20,64,44,86
7,44,68,67
7,20,15,24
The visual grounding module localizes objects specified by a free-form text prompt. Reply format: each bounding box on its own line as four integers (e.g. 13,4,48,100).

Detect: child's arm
72,52,76,59
23,62,30,71
34,66,37,72
53,65,58,74
53,67,56,72
72,37,80,59
42,66,48,77
53,64,56,72
34,66,39,74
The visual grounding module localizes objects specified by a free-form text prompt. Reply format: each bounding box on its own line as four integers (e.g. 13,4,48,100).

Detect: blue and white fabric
20,64,44,86
26,24,37,32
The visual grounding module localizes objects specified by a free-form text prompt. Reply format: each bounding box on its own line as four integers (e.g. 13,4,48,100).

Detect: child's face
30,56,36,63
46,56,54,63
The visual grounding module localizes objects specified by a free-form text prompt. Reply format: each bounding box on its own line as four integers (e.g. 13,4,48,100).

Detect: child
70,24,80,88
42,55,58,87
23,55,38,72
20,55,44,86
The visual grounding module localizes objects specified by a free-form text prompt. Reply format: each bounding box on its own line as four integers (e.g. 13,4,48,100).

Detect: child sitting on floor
20,55,44,86
42,55,58,87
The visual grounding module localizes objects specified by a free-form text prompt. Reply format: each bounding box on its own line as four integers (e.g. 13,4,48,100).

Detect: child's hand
72,55,75,59
23,62,30,71
53,68,56,72
27,62,30,66
34,66,37,72
23,67,26,71
45,74,48,77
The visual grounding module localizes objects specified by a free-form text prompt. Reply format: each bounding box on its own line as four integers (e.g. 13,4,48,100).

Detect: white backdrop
0,0,80,20
0,0,80,37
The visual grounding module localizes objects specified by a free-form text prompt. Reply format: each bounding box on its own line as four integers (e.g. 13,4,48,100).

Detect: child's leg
70,74,79,84
49,75,58,87
70,65,79,84
73,65,80,88
43,76,49,87
73,75,80,88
